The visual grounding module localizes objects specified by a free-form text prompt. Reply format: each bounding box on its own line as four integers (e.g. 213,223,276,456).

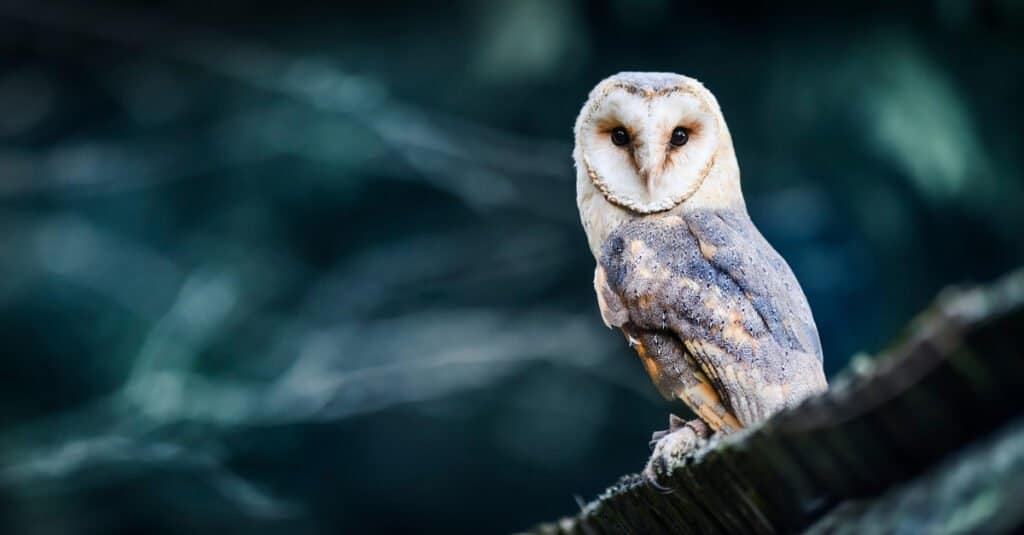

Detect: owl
573,72,828,488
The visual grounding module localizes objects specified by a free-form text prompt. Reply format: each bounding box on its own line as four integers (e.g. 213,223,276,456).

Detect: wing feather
599,209,827,427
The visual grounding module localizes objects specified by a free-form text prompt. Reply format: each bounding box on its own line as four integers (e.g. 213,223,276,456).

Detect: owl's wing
594,265,629,328
598,210,826,428
685,210,823,363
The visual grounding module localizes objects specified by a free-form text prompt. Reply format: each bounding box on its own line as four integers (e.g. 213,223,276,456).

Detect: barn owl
573,72,828,488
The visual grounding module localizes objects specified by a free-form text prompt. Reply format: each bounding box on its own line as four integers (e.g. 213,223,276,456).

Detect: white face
575,74,723,214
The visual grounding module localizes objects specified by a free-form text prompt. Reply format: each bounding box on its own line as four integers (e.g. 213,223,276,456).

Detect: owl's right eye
610,127,630,146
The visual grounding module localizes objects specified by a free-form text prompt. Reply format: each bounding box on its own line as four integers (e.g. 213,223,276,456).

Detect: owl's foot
644,415,710,492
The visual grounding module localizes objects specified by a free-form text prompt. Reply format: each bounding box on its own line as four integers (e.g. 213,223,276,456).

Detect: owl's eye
670,127,689,147
610,127,630,146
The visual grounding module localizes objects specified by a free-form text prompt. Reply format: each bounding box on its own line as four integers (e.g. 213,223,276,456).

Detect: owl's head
574,72,739,214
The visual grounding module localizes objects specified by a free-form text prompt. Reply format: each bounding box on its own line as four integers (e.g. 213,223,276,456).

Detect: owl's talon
647,464,674,495
643,417,710,491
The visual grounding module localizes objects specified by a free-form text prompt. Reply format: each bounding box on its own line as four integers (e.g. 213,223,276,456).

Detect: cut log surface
524,268,1024,534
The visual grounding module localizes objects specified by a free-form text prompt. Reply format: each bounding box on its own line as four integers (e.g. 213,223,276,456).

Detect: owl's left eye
670,127,689,147
610,127,630,146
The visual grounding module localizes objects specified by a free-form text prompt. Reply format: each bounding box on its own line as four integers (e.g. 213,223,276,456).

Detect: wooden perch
525,268,1024,534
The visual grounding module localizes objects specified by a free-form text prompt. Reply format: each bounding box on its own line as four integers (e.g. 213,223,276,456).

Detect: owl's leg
644,415,711,492
622,329,732,489
648,413,697,449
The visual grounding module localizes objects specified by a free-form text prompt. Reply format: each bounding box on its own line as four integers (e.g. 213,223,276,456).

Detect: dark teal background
0,1,1021,533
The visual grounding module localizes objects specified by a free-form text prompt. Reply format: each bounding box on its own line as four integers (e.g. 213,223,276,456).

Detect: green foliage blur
0,1,1021,533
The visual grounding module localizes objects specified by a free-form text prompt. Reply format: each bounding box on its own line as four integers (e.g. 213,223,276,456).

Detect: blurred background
0,1,1021,533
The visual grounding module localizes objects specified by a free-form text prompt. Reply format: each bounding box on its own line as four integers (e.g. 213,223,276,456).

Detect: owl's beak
633,139,662,195
639,168,657,193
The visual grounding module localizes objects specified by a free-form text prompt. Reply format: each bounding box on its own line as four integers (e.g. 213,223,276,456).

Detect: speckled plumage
597,209,825,427
573,72,827,485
